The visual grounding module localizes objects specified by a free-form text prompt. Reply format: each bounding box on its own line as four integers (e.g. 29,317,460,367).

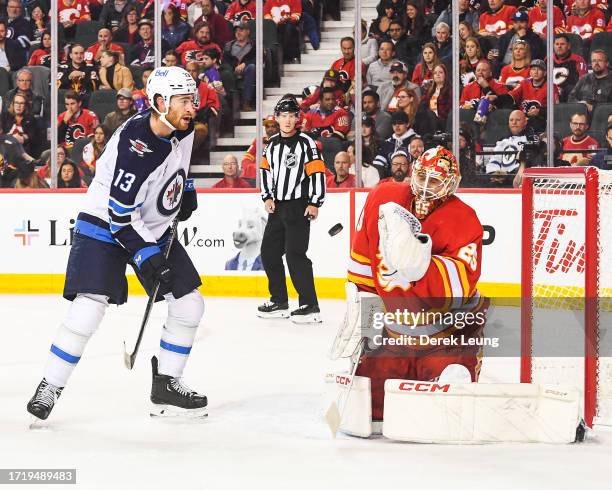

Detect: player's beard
167,110,192,131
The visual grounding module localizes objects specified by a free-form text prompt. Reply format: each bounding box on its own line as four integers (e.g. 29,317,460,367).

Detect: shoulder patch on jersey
129,138,154,157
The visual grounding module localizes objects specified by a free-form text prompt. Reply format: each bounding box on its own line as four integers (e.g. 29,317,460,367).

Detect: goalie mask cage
521,167,612,428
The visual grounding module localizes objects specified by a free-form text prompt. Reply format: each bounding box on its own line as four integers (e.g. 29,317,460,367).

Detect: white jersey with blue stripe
77,109,194,266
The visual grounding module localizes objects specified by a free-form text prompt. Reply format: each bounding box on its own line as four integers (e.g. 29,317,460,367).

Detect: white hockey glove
378,202,432,283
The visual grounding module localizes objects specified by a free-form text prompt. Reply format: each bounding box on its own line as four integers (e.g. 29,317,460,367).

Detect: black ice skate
256,301,290,319
290,304,322,324
27,378,63,421
150,356,208,419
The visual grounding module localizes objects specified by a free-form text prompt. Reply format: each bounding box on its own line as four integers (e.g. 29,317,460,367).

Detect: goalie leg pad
44,294,108,387
325,373,373,438
383,380,582,444
159,290,205,378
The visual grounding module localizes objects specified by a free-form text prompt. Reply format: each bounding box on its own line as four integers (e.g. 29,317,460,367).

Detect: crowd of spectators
1,0,611,190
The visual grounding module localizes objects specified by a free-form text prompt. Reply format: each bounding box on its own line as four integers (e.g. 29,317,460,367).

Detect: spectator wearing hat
223,20,256,111
300,69,345,110
85,27,125,67
362,88,392,139
102,88,137,134
241,115,279,184
213,154,253,188
494,10,545,75
98,50,134,91
372,110,418,177
378,150,410,184
377,61,421,113
176,22,223,66
132,19,169,68
366,40,398,88
479,0,517,37
326,151,356,188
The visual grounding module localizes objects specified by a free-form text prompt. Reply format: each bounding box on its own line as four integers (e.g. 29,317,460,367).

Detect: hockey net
521,167,612,428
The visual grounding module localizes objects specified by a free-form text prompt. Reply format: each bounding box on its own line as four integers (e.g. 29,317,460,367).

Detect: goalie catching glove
378,202,431,283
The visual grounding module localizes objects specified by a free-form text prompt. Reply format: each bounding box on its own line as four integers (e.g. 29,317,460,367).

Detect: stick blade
123,341,135,370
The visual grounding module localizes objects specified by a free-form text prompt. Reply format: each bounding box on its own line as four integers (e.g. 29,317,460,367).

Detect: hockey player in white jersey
27,67,207,420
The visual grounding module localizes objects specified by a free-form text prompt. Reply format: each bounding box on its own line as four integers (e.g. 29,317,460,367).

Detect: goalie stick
123,218,179,370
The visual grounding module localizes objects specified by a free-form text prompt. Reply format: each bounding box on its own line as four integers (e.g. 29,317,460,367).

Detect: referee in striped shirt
256,95,326,324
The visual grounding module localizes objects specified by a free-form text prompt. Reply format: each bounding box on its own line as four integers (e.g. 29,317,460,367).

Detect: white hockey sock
44,294,108,387
158,290,204,378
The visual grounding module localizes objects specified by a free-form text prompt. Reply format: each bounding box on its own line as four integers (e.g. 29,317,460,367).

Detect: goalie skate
150,356,208,419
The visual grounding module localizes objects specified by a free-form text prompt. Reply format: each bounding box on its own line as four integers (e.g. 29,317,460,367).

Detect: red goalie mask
410,146,461,219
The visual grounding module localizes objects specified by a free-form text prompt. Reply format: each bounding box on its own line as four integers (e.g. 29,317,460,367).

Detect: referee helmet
274,95,300,116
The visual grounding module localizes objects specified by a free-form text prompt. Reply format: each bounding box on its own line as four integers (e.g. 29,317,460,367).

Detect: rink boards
0,188,524,298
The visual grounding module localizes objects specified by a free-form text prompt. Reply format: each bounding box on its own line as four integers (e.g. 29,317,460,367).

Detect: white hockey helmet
146,66,198,130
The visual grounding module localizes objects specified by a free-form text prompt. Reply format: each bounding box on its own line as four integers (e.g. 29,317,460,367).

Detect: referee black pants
261,199,318,307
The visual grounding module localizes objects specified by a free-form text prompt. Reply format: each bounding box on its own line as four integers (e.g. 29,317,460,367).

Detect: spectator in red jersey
568,49,612,112
162,4,191,50
213,154,253,188
57,160,86,188
378,61,422,112
499,59,552,133
301,87,350,139
224,0,256,23
366,40,398,88
326,151,356,188
241,115,279,183
566,0,605,41
264,0,302,63
330,37,366,92
197,0,234,47
57,91,99,150
185,61,220,150
553,33,588,102
479,0,517,37
560,112,600,165
28,30,51,67
58,0,91,39
495,10,545,74
177,22,223,66
529,0,566,39
0,93,38,158
85,28,125,67
29,2,48,46
300,69,345,110
114,6,141,45
460,60,508,109
499,40,531,89
223,21,256,111
4,68,45,118
412,43,441,89
100,0,132,32
460,37,485,88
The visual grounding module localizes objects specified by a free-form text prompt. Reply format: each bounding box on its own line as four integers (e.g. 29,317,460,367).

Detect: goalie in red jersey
334,146,488,422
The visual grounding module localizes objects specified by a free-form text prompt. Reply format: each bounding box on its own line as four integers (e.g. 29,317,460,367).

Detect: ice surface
1,296,610,490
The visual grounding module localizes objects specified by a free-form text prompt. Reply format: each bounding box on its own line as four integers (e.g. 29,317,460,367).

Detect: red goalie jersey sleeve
348,182,483,307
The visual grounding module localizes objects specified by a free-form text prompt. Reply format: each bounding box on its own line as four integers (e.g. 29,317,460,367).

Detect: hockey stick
325,338,365,438
123,219,179,370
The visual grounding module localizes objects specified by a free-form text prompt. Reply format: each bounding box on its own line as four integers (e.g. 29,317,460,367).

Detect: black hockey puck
328,223,343,236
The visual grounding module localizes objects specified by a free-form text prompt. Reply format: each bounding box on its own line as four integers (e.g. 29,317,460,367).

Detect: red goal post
521,167,612,428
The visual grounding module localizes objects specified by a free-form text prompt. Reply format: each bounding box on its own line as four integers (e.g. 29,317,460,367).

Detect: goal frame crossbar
521,166,600,428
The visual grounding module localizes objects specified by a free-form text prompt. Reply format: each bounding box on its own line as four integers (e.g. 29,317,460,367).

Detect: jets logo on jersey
129,139,153,157
157,168,186,216
284,153,297,169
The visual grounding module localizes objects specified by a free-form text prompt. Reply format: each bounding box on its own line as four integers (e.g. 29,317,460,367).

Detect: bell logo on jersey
157,169,186,216
129,139,153,157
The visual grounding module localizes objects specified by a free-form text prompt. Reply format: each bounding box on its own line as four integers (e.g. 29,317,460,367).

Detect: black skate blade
150,404,208,420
